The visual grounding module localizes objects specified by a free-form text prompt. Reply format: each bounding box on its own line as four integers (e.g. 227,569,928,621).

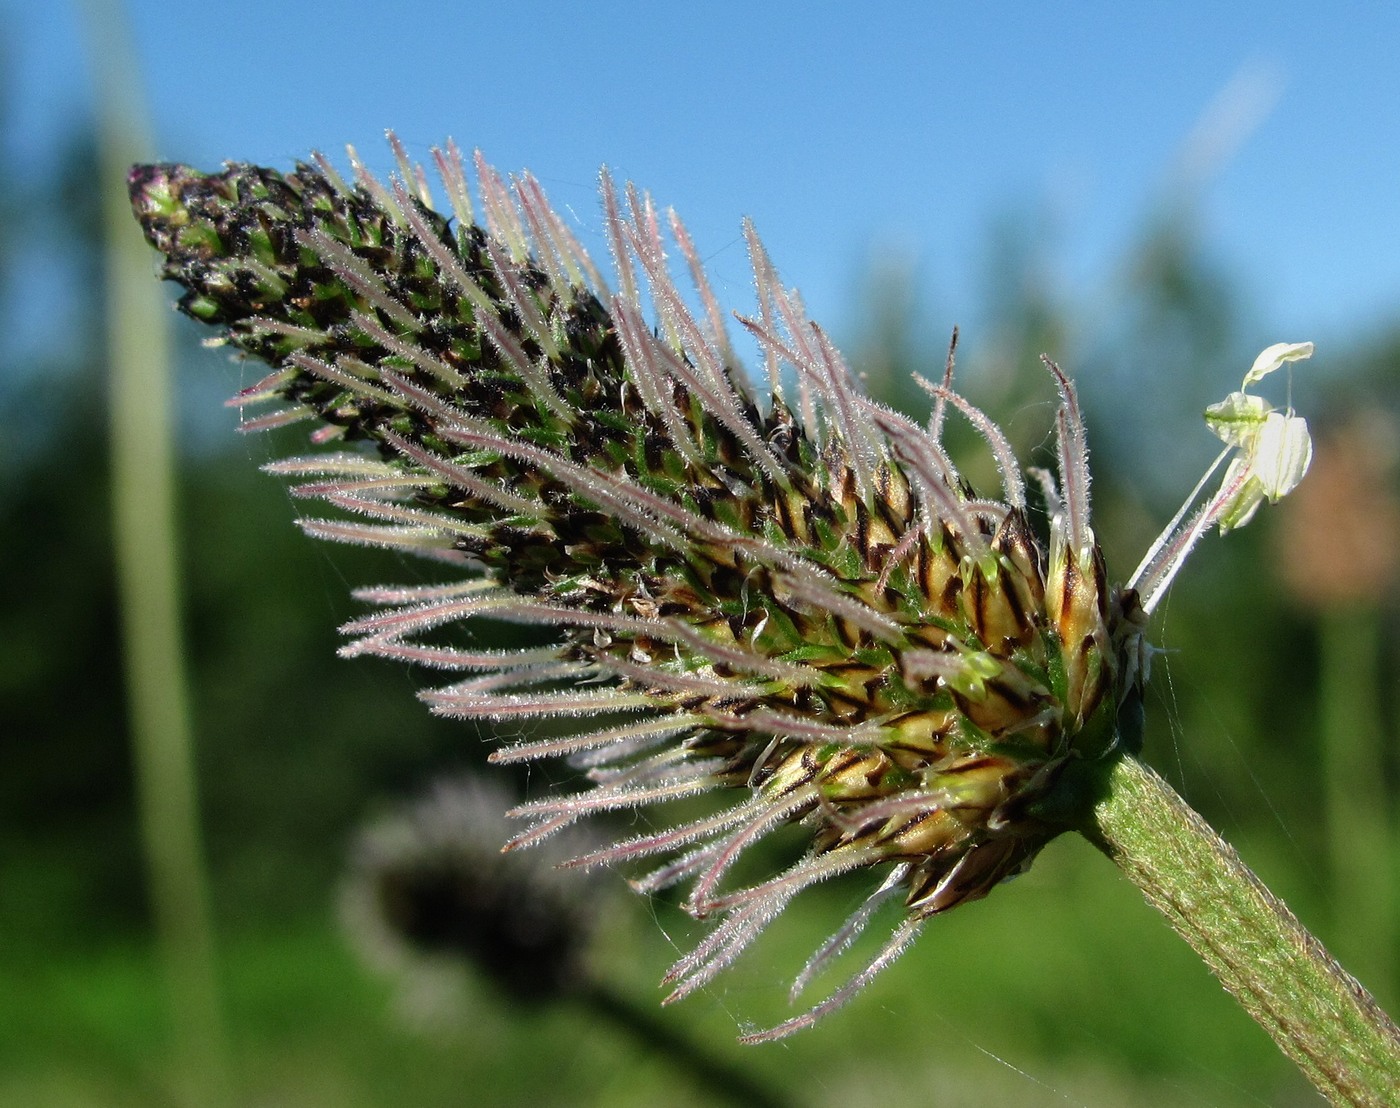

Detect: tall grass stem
83,0,231,1102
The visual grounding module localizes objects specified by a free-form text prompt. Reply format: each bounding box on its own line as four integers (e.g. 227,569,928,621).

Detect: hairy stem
1086,756,1400,1106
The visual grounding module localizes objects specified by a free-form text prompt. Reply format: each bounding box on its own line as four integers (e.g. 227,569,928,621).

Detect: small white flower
1205,341,1314,532
1129,342,1314,611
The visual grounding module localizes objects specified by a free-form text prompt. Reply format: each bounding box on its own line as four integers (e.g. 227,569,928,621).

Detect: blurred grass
87,0,230,1100
0,841,1324,1106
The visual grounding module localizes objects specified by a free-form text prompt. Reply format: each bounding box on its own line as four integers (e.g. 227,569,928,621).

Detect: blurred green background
5,5,1400,1107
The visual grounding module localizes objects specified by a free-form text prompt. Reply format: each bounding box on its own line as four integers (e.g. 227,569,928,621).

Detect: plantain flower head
129,135,1309,1039
341,775,610,1014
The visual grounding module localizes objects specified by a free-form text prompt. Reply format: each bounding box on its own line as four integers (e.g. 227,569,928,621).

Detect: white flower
1205,341,1314,532
1129,342,1314,611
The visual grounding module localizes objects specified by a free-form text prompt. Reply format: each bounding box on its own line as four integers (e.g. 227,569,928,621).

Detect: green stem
574,981,793,1108
1085,755,1400,1106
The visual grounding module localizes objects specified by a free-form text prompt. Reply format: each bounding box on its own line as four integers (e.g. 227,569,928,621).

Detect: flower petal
1251,411,1313,500
1243,341,1314,387
1205,390,1269,447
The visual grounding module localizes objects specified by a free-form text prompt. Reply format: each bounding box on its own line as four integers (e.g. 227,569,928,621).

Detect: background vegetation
4,26,1400,1108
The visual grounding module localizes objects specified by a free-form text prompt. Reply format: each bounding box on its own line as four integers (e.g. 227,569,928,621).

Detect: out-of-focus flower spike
340,774,612,1009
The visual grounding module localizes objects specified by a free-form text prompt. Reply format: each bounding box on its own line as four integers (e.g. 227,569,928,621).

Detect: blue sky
10,2,1400,363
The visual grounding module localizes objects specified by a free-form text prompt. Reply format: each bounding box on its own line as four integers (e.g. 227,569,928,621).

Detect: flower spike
128,139,1308,1040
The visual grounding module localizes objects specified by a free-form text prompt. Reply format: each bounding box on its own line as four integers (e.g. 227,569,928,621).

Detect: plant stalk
84,0,230,1103
1085,755,1400,1106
